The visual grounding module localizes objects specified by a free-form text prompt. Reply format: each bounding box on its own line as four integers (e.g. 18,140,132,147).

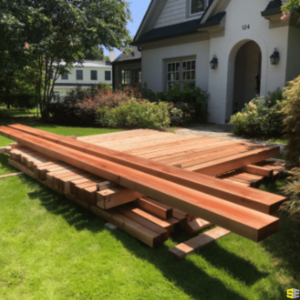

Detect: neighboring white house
53,60,113,102
132,0,300,123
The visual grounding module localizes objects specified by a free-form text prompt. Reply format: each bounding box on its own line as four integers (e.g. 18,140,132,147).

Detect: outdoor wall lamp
270,48,280,65
210,55,218,69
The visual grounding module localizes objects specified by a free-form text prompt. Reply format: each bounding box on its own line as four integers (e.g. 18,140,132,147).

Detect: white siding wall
55,66,112,85
286,25,300,82
142,0,291,124
155,0,200,29
142,39,210,93
207,0,289,123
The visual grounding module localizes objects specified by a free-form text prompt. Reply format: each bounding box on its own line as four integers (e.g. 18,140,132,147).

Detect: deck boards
3,127,287,251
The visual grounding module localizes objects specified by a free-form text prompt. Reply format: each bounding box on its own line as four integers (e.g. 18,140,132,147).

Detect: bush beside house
230,88,284,138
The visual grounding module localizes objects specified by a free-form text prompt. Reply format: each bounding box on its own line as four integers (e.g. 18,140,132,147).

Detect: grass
268,138,288,145
0,123,299,299
0,107,38,118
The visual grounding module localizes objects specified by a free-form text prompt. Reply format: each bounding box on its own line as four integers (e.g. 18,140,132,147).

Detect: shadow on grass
259,181,300,284
0,154,18,175
19,175,273,300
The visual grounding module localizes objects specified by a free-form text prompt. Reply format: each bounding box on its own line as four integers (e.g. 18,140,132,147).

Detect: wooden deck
1,126,287,256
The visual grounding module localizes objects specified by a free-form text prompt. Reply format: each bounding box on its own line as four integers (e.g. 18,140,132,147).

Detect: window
76,69,83,80
91,70,98,81
61,72,68,80
121,69,131,86
105,70,111,81
190,0,206,15
53,92,60,102
167,59,196,91
132,67,142,85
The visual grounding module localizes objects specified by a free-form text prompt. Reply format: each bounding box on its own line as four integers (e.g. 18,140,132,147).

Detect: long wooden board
0,126,280,242
169,227,231,259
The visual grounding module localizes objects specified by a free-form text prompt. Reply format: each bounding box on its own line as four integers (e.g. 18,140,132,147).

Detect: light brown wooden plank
169,227,231,259
136,197,173,219
91,206,162,248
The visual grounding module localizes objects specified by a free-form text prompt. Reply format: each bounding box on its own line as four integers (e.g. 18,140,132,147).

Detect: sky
103,0,152,58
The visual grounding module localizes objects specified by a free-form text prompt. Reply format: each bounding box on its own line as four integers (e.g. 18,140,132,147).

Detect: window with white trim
53,92,60,102
167,59,196,91
189,0,207,16
91,70,98,81
76,69,83,80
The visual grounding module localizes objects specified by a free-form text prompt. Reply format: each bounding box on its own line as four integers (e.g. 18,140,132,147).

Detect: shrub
49,89,130,126
230,93,284,138
281,76,300,168
281,168,300,220
157,86,209,124
97,99,171,130
0,92,37,109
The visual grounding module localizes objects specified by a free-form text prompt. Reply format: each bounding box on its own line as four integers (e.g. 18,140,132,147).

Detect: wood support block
97,181,116,191
97,188,143,210
136,197,173,219
91,206,163,248
0,146,10,154
169,227,231,259
185,218,212,235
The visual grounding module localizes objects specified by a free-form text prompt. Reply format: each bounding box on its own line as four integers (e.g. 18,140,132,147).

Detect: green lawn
0,123,299,299
0,107,38,118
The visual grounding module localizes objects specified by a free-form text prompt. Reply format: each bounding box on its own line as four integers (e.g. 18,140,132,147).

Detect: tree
84,45,109,61
0,1,33,108
281,0,300,21
2,0,131,119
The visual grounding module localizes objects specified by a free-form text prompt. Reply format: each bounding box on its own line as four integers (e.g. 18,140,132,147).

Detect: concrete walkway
175,124,286,154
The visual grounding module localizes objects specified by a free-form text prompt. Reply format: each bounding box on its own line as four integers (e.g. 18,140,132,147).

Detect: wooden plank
0,172,23,179
115,206,169,241
97,188,143,210
188,146,280,175
1,126,281,242
242,165,273,177
186,218,212,235
169,227,231,259
124,206,174,234
90,206,163,248
7,125,286,215
136,197,173,219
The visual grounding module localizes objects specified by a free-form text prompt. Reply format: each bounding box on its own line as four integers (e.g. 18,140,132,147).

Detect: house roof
112,46,141,63
133,12,226,46
261,0,282,17
56,60,112,68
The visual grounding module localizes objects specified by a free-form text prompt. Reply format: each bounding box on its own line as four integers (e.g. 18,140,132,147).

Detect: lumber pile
0,125,288,253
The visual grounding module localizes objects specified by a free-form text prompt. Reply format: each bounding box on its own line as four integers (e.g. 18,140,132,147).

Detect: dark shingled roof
113,46,141,63
195,12,226,29
261,0,282,16
133,12,226,45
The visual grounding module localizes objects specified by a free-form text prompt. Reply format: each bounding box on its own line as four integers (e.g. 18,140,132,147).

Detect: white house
53,60,113,102
132,0,300,123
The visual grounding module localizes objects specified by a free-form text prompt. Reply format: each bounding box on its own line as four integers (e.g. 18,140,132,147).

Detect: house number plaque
242,24,250,30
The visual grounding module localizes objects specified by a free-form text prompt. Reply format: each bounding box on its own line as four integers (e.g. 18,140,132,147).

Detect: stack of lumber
0,125,287,253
